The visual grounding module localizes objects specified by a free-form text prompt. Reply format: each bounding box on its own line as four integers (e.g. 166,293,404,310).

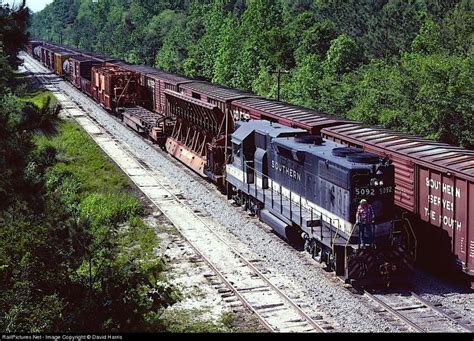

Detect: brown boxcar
231,97,351,135
69,55,103,88
321,123,474,280
180,82,254,117
150,72,193,115
80,77,92,96
39,46,47,65
53,49,76,77
42,46,56,70
42,46,63,70
119,64,193,115
90,64,142,111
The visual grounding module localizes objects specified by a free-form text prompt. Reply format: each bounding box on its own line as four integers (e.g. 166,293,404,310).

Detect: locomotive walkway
21,52,333,333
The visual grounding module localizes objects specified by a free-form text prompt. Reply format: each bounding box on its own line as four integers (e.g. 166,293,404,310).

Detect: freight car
117,64,192,113
90,63,143,111
231,97,351,134
68,55,103,91
52,49,77,77
110,64,192,143
165,82,254,184
321,124,474,284
119,106,171,145
27,40,43,59
225,120,415,284
41,45,57,70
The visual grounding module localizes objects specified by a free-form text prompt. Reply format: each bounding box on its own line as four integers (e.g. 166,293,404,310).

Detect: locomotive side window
233,143,241,158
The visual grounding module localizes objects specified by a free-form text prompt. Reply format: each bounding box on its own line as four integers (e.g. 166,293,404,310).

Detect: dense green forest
30,0,473,148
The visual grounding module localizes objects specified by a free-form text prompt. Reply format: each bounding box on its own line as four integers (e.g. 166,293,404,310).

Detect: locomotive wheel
249,199,262,217
306,239,322,263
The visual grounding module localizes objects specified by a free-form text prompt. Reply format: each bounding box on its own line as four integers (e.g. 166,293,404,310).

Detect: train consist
27,40,474,287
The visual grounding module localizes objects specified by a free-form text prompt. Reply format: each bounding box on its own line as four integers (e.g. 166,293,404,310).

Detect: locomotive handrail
332,219,341,247
345,223,359,248
243,161,341,234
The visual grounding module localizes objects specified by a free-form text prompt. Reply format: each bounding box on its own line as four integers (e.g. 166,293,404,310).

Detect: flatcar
165,82,255,184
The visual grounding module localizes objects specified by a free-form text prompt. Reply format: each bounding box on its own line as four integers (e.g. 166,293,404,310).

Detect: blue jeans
359,223,374,245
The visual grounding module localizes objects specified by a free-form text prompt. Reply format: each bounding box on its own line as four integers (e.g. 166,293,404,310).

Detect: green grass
36,121,130,196
20,89,58,110
161,308,235,333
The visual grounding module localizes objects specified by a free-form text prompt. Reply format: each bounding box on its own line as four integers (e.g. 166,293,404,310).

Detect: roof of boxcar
232,97,351,132
42,45,62,52
322,123,474,179
114,63,192,83
50,48,76,56
153,71,192,84
125,65,163,75
70,55,99,62
181,81,254,102
44,43,81,55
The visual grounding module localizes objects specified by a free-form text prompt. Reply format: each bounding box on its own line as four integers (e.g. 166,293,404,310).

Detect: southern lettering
271,160,301,181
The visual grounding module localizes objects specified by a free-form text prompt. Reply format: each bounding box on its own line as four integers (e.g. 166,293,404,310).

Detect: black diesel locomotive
226,120,416,285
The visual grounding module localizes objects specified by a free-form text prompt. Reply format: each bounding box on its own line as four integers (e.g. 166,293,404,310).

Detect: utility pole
269,68,289,101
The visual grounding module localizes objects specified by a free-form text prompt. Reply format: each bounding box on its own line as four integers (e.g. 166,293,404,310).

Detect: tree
324,34,363,76
412,17,443,54
213,16,239,85
286,54,323,108
293,19,339,62
233,0,284,90
0,0,29,67
28,0,473,148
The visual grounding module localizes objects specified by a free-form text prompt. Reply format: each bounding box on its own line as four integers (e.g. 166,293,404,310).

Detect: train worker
356,199,375,247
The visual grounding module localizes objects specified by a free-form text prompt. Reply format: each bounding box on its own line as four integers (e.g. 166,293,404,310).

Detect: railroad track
365,289,473,333
21,53,333,333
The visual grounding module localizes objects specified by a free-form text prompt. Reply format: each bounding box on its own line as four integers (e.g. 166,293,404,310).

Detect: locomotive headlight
374,181,379,186
379,180,384,186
